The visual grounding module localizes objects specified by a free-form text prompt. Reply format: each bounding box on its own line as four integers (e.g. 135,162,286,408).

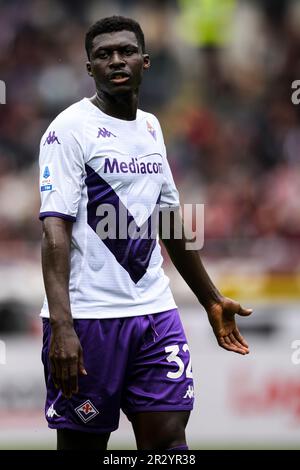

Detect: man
39,16,252,451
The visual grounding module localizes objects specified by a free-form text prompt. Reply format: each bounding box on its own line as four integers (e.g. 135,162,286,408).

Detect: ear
86,61,93,77
143,54,150,70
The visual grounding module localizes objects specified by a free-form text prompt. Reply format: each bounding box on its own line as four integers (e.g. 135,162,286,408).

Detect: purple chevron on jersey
85,164,160,283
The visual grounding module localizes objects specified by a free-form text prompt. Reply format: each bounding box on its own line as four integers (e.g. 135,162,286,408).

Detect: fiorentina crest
146,121,157,140
75,400,99,423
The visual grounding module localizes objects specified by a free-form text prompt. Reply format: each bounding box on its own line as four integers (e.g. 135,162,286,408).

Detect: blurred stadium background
0,0,300,450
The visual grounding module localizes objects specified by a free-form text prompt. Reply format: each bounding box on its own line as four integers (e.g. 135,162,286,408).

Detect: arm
42,217,87,398
159,209,252,355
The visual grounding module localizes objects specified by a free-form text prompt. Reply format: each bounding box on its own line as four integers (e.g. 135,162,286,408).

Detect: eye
97,50,109,59
123,48,135,56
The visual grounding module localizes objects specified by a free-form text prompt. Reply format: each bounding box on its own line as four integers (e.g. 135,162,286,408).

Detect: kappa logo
183,385,194,399
46,404,61,418
97,127,116,138
146,121,157,141
43,131,61,146
75,400,99,423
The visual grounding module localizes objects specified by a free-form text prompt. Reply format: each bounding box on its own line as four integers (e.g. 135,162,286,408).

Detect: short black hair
85,16,145,60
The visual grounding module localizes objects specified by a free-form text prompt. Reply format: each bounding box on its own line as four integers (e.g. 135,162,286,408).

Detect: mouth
109,71,130,85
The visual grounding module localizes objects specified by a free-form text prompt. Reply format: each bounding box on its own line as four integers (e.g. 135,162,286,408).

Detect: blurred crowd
0,0,300,278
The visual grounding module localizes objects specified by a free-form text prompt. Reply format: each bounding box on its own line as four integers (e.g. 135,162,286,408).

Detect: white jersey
39,98,179,319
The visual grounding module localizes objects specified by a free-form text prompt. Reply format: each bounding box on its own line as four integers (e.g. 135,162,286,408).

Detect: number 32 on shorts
164,344,193,379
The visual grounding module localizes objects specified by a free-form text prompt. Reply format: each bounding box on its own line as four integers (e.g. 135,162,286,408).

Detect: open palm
206,297,252,355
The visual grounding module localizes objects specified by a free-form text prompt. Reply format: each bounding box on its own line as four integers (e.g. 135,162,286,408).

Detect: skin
160,210,252,355
42,29,252,450
86,30,150,120
42,217,87,399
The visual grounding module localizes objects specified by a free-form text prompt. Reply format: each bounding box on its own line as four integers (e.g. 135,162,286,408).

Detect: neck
91,90,138,121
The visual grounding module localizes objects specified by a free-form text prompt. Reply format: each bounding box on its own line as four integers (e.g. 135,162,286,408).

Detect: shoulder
40,100,91,157
138,109,161,127
40,99,92,149
40,99,91,152
46,99,90,133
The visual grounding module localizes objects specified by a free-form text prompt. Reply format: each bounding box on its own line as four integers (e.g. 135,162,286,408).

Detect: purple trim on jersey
85,164,160,284
39,211,76,222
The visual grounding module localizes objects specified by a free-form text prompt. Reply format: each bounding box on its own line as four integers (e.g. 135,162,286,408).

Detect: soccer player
39,16,252,450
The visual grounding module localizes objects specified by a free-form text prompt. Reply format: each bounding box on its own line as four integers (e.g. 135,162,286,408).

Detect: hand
49,324,87,398
205,297,252,355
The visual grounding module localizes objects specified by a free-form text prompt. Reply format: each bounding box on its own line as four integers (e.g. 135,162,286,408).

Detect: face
86,30,150,95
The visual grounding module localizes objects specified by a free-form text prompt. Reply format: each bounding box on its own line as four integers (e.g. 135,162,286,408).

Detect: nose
109,51,125,68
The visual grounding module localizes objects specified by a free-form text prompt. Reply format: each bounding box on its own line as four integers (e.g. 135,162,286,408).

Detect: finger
50,358,61,389
219,336,248,355
61,365,71,398
78,350,87,376
237,306,253,317
224,335,247,353
69,362,78,394
233,328,249,348
229,333,249,352
49,358,58,387
224,335,248,353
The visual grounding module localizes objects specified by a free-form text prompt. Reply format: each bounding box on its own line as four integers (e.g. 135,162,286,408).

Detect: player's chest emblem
146,121,157,141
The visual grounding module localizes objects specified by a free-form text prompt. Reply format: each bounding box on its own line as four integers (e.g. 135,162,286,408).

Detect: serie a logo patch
40,164,53,192
75,400,99,423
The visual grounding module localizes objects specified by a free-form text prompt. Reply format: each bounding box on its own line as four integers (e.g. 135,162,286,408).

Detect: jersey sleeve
39,117,85,222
